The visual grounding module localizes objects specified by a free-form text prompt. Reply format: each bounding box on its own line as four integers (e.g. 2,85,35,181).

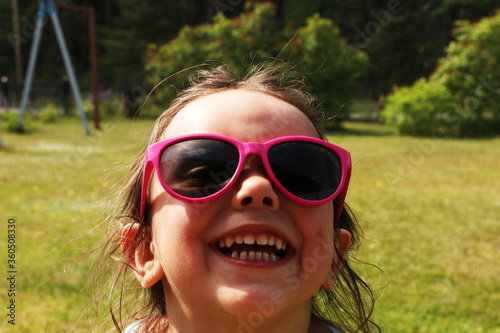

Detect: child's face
148,89,339,325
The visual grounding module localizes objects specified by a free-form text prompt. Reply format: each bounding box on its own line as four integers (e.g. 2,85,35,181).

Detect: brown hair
98,63,380,332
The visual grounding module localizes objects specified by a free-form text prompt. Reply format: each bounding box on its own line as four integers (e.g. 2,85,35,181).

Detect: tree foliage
285,14,368,125
382,11,500,137
144,2,278,109
145,2,368,125
1,0,498,128
283,0,500,96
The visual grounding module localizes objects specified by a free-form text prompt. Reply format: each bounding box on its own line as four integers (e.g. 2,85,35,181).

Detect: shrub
1,111,39,133
100,96,122,119
39,103,59,124
382,11,500,137
285,14,368,127
82,98,94,119
382,79,460,136
144,2,368,127
145,2,277,109
82,97,121,120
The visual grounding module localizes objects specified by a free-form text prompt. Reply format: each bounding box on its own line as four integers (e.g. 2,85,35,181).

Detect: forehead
162,89,319,142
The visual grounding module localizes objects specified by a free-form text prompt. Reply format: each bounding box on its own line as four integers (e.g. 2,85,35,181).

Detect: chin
218,285,283,315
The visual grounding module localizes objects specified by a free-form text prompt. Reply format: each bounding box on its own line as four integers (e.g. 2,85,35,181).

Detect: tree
284,13,368,126
382,11,500,137
282,0,499,97
144,2,368,126
432,11,500,134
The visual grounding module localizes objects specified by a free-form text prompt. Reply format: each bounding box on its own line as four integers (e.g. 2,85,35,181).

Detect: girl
101,64,379,332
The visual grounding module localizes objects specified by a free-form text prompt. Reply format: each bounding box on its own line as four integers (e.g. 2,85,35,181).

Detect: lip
214,223,290,241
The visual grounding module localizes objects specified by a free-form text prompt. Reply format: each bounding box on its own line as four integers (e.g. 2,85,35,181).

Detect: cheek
150,202,205,253
150,207,203,281
149,178,167,214
307,204,334,239
148,186,220,272
299,205,335,270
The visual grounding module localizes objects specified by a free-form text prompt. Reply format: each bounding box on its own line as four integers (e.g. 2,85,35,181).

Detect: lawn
0,118,499,332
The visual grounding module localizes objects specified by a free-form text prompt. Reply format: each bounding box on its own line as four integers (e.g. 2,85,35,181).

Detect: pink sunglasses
140,134,351,222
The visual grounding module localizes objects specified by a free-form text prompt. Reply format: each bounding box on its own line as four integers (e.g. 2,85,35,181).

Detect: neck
162,297,324,333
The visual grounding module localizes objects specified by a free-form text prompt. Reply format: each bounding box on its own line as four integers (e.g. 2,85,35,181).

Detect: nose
232,157,279,211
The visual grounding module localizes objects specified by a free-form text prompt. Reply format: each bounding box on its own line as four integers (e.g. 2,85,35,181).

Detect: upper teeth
217,232,287,262
218,232,287,251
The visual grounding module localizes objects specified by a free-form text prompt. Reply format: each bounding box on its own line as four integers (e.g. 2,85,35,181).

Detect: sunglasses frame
140,134,351,222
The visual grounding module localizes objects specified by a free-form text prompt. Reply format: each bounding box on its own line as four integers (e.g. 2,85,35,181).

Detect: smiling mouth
216,232,288,262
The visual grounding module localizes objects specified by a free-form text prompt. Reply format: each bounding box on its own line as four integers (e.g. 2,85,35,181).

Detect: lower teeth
229,250,279,262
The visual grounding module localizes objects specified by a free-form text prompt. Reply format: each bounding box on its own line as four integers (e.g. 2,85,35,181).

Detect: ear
121,223,164,288
322,228,352,291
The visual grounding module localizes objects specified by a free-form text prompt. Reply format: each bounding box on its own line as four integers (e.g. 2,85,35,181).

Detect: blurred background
1,0,499,133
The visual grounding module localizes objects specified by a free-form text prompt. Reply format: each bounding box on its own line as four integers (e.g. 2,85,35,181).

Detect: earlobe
322,228,352,291
121,223,164,288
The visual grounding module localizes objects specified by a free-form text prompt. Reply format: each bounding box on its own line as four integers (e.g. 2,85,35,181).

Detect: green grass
0,118,499,332
328,123,500,332
0,117,153,332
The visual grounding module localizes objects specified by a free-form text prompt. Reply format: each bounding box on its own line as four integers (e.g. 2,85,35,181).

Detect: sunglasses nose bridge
240,142,268,167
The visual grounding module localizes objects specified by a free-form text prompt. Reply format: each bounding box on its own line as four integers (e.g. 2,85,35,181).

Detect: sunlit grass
328,123,500,332
0,117,154,332
0,119,498,332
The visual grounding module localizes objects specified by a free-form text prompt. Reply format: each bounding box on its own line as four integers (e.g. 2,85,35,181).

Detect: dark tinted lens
160,139,239,198
268,142,342,201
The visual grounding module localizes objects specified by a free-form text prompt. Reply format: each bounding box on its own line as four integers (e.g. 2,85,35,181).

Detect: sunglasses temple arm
335,189,347,224
140,160,155,219
334,164,352,224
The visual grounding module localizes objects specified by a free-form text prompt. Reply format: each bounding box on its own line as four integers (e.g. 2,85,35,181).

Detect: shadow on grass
326,122,397,137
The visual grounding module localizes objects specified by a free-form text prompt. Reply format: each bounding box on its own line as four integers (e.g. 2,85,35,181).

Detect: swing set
1,0,98,148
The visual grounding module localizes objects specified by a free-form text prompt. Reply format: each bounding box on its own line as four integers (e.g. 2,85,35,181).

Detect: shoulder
123,322,140,333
